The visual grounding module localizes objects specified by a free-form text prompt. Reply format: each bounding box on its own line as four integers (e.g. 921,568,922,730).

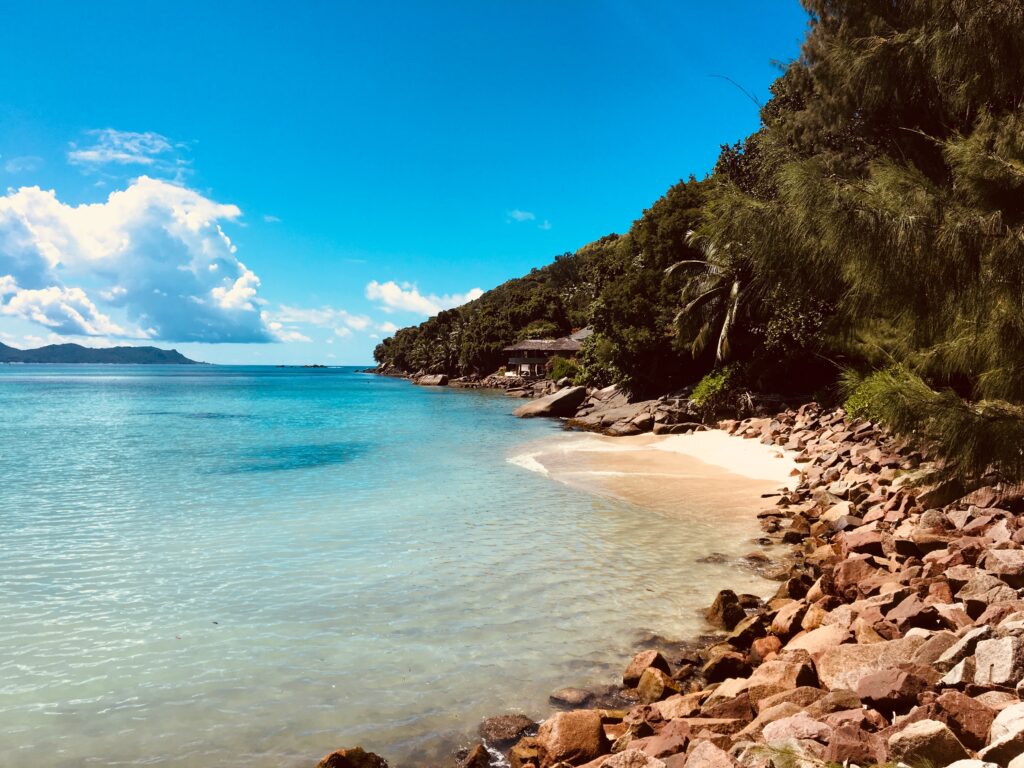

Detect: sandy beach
510,429,799,523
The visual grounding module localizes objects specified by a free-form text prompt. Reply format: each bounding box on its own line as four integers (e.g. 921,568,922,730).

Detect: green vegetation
547,356,580,383
689,367,735,419
376,1,1024,482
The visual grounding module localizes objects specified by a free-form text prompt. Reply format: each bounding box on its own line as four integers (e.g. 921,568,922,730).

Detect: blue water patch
0,364,768,768
223,441,371,473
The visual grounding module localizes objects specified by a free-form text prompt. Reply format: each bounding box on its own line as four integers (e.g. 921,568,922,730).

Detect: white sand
650,430,800,488
508,428,800,523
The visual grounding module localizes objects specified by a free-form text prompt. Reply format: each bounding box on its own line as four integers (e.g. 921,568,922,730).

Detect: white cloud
334,327,352,338
0,274,16,296
505,208,536,224
263,214,281,223
365,280,483,316
68,129,177,167
0,176,273,342
378,321,399,333
265,319,311,343
4,156,42,174
1,282,126,336
507,209,535,223
272,304,371,332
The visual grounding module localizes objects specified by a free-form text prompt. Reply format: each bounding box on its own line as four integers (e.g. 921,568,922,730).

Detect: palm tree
666,232,749,363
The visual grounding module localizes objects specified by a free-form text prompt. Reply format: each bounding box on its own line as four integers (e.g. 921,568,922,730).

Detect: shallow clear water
0,366,770,768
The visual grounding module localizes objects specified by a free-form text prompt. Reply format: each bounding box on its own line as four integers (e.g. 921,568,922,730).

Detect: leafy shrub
547,356,580,382
573,334,621,388
690,366,735,418
842,366,1024,481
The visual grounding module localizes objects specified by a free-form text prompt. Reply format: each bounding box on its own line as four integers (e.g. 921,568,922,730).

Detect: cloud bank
0,176,273,342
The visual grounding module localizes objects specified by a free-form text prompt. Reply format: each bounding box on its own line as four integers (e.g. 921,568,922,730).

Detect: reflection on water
0,366,773,768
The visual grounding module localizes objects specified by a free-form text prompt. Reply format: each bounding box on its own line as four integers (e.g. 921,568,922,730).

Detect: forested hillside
376,0,1024,481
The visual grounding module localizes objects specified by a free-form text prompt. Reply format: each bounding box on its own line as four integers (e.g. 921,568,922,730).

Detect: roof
502,337,582,354
503,327,593,354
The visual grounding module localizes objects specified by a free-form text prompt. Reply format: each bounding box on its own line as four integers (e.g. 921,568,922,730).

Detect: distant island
0,342,200,365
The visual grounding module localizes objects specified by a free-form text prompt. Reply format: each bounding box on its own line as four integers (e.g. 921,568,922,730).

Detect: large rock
317,748,389,768
888,719,971,765
514,386,588,418
414,374,448,386
536,710,608,767
815,636,926,690
927,691,997,751
974,635,1024,687
990,702,1024,743
479,714,537,746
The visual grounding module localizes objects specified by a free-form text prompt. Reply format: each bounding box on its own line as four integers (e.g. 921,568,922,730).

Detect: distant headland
0,342,200,365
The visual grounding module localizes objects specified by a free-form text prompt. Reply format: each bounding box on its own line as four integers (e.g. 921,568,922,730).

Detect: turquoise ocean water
0,366,769,768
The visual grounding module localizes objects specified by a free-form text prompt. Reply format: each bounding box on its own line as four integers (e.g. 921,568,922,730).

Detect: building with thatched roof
502,328,592,377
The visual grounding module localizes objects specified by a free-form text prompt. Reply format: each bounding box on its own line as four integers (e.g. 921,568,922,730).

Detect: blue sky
0,1,809,364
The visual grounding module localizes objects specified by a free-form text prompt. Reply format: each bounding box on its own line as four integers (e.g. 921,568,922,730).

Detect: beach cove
0,366,791,768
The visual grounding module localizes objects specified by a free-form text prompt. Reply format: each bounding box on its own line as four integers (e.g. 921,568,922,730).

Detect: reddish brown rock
755,686,826,714
682,739,738,768
510,737,541,768
833,555,878,597
536,710,608,768
699,691,753,721
744,653,817,703
700,652,750,684
928,690,996,751
459,744,491,768
705,590,745,631
760,712,832,743
855,667,929,713
639,719,690,759
636,668,681,704
479,714,537,746
822,724,889,765
815,636,926,690
317,748,389,768
885,594,945,631
887,719,970,765
769,601,807,638
749,635,781,664
624,651,673,688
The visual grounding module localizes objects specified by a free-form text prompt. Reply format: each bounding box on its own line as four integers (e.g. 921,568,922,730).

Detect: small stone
623,650,672,688
317,748,389,768
705,590,746,631
459,744,491,768
681,740,738,768
760,713,831,744
550,688,594,708
636,668,680,704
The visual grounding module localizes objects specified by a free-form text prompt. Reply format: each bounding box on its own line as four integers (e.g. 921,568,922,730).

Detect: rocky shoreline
331,377,1024,768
